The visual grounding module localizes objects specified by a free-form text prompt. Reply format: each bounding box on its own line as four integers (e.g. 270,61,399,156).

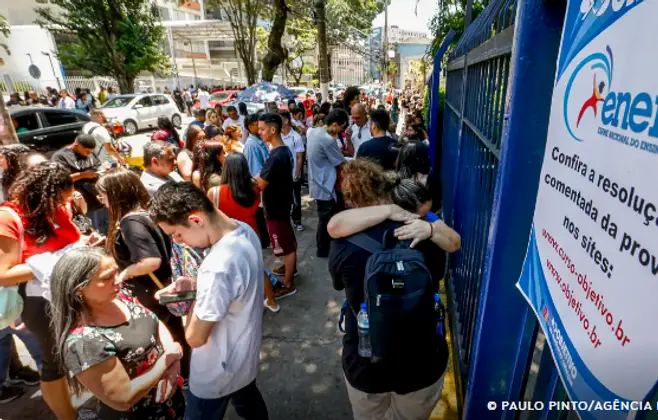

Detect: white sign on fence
517,1,658,419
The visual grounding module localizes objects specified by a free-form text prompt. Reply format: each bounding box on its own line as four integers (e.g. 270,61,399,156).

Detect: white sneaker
264,299,281,313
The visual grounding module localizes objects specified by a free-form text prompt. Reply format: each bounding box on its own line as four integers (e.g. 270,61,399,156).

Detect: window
12,113,40,132
137,97,154,107
44,111,78,127
153,95,170,105
158,6,170,21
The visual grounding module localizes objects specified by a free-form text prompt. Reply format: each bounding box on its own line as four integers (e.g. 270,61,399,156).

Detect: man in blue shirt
243,114,270,176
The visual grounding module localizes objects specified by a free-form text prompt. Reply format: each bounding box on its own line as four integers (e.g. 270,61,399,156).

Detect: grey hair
49,247,107,395
143,141,171,168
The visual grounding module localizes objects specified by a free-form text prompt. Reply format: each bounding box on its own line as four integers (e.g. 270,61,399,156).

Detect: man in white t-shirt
279,110,305,231
83,110,125,164
197,86,211,110
348,103,372,156
222,106,245,131
150,182,269,419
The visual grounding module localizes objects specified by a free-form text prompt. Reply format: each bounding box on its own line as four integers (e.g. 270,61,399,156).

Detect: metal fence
431,0,571,417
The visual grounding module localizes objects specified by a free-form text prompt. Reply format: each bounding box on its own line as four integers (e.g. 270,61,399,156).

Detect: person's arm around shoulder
394,214,461,252
328,204,419,239
74,321,182,411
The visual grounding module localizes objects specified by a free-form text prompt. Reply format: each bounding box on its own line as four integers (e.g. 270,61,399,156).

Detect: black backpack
346,231,436,362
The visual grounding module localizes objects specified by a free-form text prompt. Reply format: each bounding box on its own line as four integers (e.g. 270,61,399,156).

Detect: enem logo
564,46,658,142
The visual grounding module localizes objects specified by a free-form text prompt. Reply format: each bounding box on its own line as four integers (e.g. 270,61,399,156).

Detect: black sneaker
7,367,40,386
0,385,24,404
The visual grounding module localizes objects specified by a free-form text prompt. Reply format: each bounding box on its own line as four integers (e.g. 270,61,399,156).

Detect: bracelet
428,220,434,239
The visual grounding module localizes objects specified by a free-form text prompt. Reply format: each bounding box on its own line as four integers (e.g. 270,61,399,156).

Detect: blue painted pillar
461,0,566,418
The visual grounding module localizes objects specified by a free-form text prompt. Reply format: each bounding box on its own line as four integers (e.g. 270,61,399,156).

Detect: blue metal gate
429,0,579,418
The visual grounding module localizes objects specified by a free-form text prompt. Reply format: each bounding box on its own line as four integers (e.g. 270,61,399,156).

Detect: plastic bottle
434,293,445,336
357,303,372,358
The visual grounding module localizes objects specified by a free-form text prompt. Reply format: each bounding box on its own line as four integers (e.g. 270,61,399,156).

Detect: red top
0,203,81,263
302,99,314,118
211,185,261,234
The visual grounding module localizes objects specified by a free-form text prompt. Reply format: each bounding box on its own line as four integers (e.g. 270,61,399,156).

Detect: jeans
316,199,339,258
185,380,269,420
0,326,42,384
291,179,303,225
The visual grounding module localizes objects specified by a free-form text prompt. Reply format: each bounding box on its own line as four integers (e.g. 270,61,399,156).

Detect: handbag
0,207,24,329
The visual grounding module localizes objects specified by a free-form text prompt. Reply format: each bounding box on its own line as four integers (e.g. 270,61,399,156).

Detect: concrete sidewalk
4,197,457,420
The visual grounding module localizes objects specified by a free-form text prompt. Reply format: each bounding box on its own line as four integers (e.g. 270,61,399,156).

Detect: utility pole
315,0,329,101
383,0,388,87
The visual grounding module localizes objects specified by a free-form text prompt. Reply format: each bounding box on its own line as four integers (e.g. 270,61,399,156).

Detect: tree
0,14,9,55
209,0,265,85
35,0,170,94
428,0,488,57
0,14,17,145
283,17,317,85
259,0,388,85
261,0,288,82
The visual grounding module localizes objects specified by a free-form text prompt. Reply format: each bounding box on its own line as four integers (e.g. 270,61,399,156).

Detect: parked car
193,90,240,110
100,93,182,135
290,87,315,102
9,107,91,155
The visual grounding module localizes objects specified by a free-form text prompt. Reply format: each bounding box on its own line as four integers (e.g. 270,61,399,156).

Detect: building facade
367,25,428,83
330,45,366,87
395,37,432,89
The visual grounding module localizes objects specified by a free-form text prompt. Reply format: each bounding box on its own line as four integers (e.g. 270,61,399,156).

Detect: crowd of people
0,82,460,420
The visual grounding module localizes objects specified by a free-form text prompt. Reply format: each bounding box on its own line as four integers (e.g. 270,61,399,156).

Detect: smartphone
158,290,197,304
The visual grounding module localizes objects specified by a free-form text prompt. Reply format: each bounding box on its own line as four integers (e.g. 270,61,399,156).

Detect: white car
101,93,182,135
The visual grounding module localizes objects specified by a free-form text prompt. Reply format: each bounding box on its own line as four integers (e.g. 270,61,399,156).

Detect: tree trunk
261,0,288,82
315,0,329,101
117,73,134,94
0,100,18,145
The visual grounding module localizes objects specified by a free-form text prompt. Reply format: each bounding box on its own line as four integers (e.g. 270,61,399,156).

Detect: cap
360,303,367,311
434,293,441,302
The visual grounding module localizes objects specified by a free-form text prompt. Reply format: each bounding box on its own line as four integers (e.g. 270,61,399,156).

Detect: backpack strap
346,233,384,254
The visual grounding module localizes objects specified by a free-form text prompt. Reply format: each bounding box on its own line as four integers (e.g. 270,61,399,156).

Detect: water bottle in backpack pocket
346,231,436,363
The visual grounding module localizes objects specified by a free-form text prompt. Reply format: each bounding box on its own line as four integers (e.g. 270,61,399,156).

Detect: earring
76,294,84,303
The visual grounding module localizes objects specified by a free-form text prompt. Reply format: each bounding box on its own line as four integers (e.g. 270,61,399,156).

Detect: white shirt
223,116,245,131
83,122,113,161
282,128,305,178
350,121,372,155
190,222,264,399
58,96,75,110
198,90,211,109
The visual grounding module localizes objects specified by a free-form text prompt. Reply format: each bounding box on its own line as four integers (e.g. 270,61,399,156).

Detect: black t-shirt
260,145,293,221
357,136,400,170
52,147,103,211
329,220,448,395
114,213,172,310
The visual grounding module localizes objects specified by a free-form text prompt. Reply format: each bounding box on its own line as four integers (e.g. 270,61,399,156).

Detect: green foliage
428,0,487,57
35,0,169,93
0,14,9,55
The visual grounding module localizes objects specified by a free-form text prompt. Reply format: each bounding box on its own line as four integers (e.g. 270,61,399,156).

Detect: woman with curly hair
327,158,454,420
221,124,244,153
191,141,225,192
96,168,190,381
0,144,31,203
0,162,82,420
